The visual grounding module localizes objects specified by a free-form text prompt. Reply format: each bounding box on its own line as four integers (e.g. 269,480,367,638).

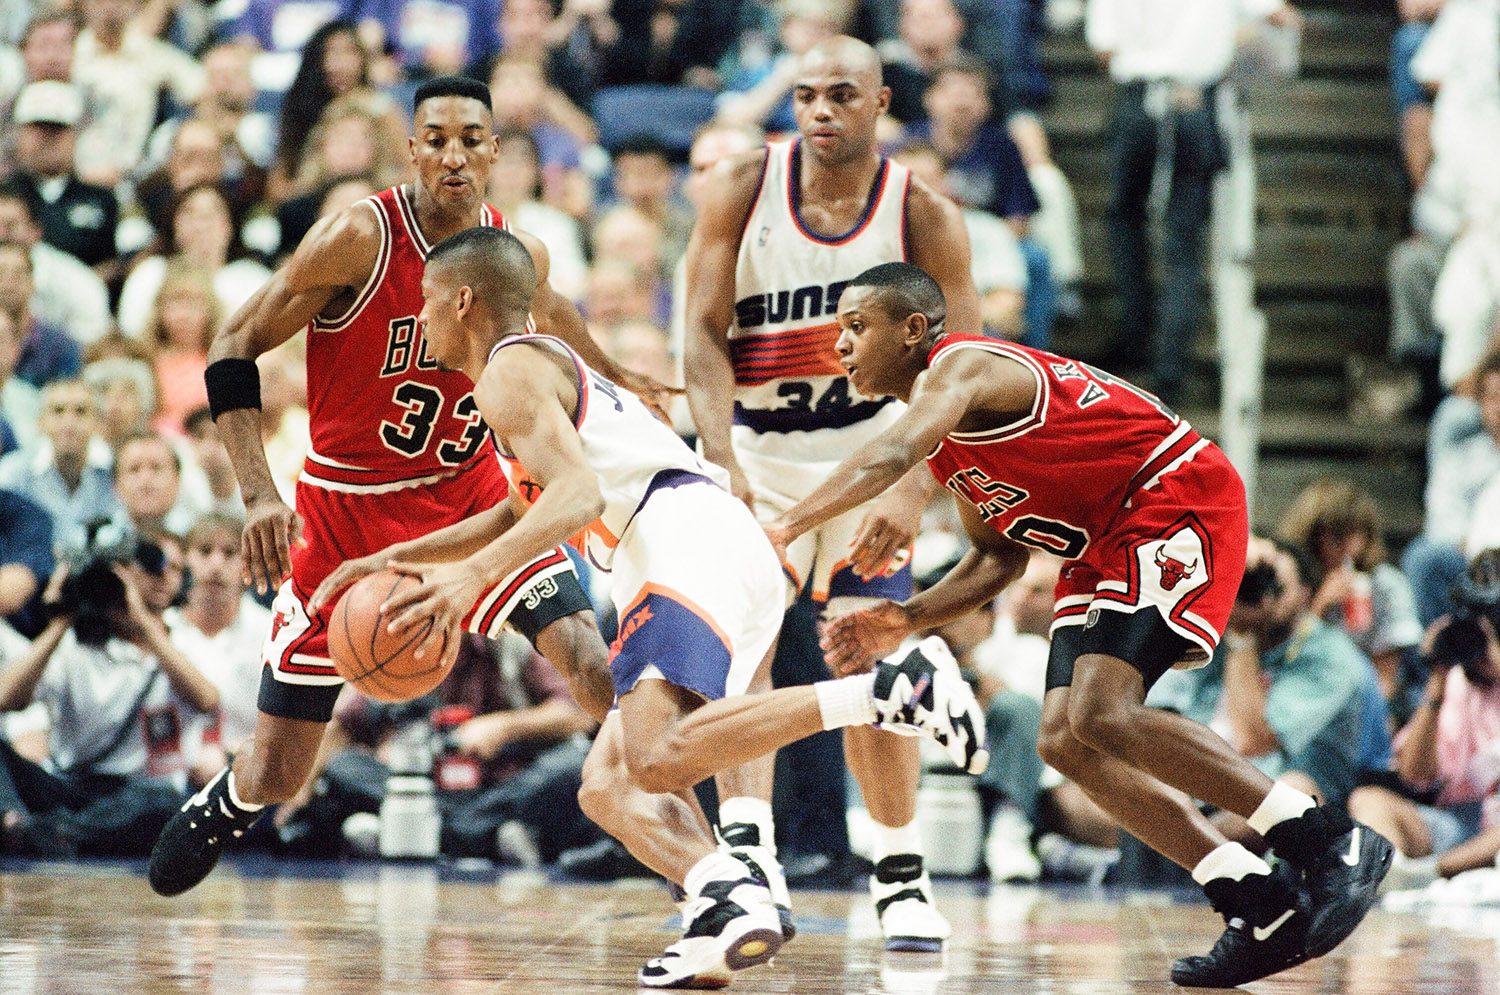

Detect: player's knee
1064,697,1138,759
577,762,621,827
624,740,692,795
1037,709,1088,775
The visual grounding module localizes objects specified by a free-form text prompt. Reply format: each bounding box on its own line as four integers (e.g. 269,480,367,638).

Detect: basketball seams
328,570,445,700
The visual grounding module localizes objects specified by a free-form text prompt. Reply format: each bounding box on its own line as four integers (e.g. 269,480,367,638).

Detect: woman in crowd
117,184,271,341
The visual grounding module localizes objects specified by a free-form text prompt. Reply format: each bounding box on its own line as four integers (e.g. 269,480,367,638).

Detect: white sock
1245,781,1316,837
871,818,924,862
718,796,776,854
1191,842,1273,885
683,850,751,899
815,673,877,730
226,771,265,813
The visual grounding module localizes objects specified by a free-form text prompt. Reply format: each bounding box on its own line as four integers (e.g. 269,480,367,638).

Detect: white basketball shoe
871,637,990,775
871,853,952,952
639,874,784,989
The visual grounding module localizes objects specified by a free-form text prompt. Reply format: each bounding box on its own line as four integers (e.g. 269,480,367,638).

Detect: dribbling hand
381,559,487,672
307,554,385,617
242,495,302,595
821,600,913,675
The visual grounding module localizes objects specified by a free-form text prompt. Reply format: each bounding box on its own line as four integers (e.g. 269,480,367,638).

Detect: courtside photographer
0,520,217,856
1350,548,1500,890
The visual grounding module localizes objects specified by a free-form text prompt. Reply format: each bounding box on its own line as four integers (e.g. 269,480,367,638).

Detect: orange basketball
328,569,449,702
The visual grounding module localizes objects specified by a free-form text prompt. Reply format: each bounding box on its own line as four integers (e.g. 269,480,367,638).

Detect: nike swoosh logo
1253,908,1296,941
1341,827,1361,867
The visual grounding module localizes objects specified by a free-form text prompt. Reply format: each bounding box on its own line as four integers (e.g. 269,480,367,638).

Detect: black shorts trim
257,665,343,724
1045,607,1198,694
505,565,593,643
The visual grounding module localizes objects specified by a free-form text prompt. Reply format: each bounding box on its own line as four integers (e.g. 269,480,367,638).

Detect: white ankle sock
226,771,264,812
684,850,751,899
871,818,924,863
719,796,776,854
1191,842,1273,885
1245,781,1316,836
815,673,877,730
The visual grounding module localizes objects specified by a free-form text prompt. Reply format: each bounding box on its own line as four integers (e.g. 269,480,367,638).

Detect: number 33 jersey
731,139,912,463
924,334,1242,562
300,185,503,493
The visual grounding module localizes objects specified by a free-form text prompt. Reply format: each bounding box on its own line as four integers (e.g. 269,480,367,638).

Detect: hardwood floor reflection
0,860,1493,993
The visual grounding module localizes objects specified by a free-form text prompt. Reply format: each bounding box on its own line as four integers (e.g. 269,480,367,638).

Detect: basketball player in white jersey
684,36,983,949
310,226,989,988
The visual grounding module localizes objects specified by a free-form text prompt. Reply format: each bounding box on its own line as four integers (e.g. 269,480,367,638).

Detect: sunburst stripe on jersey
311,197,391,334
730,322,844,384
929,338,1050,443
729,321,843,355
732,397,892,433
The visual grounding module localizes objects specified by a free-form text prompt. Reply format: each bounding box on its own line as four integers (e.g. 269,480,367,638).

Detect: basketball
327,569,448,702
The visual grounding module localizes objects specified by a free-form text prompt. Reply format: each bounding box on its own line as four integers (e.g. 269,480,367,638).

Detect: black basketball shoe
1171,867,1312,988
1265,805,1394,958
148,766,261,896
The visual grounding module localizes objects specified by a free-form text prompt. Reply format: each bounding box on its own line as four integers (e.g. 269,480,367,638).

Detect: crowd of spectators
0,0,1495,913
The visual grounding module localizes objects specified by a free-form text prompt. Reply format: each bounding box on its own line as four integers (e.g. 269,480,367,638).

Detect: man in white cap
10,81,117,272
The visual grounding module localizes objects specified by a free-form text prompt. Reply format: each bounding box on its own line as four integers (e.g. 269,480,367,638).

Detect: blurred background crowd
0,0,1498,910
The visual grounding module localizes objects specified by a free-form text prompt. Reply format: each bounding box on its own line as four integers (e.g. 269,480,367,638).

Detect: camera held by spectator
1428,549,1500,689
51,518,167,646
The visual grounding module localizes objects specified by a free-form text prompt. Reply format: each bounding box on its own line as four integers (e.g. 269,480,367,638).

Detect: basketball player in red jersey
765,262,1394,988
683,37,980,949
148,76,635,896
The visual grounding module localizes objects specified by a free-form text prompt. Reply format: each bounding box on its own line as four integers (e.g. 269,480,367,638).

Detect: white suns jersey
486,335,728,571
731,139,912,461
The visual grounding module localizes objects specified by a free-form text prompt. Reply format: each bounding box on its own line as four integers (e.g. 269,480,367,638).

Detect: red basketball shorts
1049,441,1249,683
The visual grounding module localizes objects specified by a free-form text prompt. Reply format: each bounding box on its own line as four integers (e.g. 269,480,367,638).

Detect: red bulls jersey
299,186,502,493
925,335,1228,560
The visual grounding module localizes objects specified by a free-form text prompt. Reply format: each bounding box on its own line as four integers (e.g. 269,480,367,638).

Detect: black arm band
204,358,262,420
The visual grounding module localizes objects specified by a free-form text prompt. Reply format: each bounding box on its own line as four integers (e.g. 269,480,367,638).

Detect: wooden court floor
1,858,1495,994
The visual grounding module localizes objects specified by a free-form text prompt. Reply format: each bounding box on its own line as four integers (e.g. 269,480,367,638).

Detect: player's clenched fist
820,600,914,675
242,495,302,595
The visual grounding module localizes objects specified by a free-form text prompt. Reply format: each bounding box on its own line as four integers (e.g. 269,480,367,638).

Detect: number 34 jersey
924,334,1241,562
300,185,502,494
731,140,912,463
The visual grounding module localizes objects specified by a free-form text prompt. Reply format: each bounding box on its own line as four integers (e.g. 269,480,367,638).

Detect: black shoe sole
1170,948,1309,988
1304,830,1394,959
885,936,944,953
777,904,796,942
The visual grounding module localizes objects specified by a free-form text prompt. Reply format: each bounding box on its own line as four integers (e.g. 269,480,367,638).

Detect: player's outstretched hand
382,559,486,670
849,487,922,580
821,600,913,675
307,554,385,617
242,495,302,595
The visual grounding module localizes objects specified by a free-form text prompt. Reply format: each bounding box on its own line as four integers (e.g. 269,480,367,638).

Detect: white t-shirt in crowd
34,631,202,790
167,598,271,757
1085,0,1284,86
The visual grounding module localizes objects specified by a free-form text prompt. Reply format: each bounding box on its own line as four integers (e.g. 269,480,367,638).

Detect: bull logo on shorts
271,609,290,640
1153,544,1198,591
